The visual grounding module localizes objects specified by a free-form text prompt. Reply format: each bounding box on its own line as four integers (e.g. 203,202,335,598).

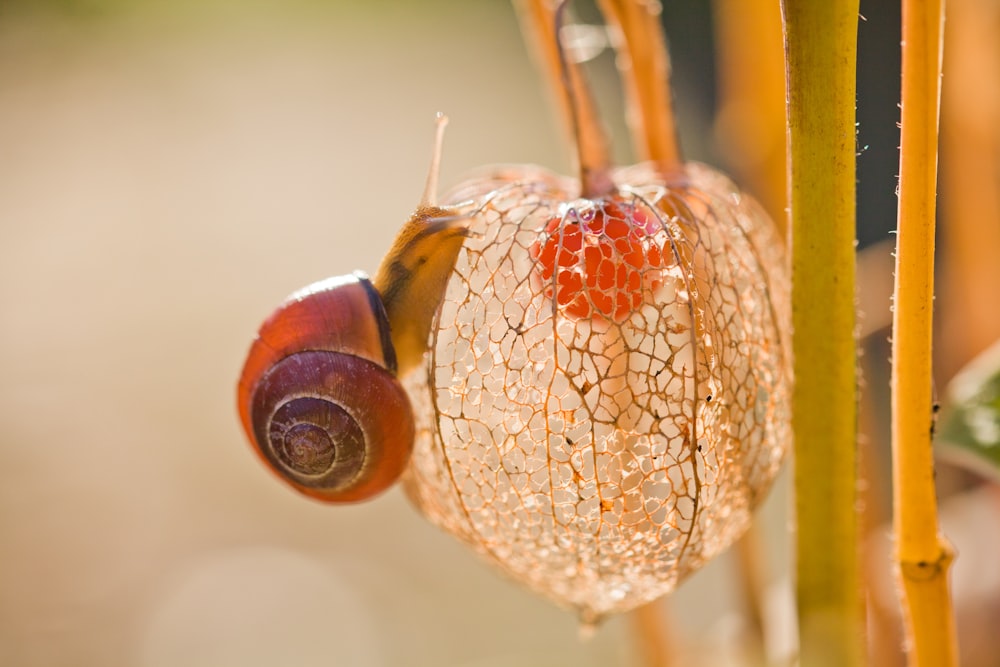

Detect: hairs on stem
780,1,864,664
891,0,959,664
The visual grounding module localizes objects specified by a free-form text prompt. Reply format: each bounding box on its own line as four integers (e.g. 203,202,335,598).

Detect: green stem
780,2,864,665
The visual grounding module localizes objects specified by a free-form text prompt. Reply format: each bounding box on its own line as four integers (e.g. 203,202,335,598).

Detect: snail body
374,205,468,376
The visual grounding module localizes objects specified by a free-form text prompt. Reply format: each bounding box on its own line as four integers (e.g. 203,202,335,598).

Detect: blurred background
0,0,997,665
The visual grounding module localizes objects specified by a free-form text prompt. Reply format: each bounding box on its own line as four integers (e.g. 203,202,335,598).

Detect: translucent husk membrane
402,161,790,622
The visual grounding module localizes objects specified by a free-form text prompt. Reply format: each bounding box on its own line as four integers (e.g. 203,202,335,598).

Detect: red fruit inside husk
531,197,666,322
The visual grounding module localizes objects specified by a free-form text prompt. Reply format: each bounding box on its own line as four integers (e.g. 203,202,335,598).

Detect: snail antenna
421,112,449,208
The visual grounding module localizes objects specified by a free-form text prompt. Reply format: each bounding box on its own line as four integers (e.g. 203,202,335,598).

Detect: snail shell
237,272,415,503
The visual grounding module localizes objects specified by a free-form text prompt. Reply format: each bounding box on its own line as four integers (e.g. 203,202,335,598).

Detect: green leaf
939,339,1000,480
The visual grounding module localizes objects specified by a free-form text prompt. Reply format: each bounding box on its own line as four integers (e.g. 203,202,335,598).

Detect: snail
237,115,467,502
236,0,792,623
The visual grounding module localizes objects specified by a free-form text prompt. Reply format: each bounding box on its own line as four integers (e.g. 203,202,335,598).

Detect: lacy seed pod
402,162,790,621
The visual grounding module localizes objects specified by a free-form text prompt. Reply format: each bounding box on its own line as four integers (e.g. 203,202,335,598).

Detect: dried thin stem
596,0,681,174
891,0,959,664
629,600,674,667
514,0,614,198
859,351,905,667
734,524,767,663
780,1,864,665
711,0,787,231
938,0,1000,378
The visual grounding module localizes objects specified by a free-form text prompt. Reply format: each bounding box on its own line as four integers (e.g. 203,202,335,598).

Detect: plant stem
892,0,959,665
858,352,905,667
629,600,674,667
734,524,767,663
711,0,787,230
513,0,614,198
938,0,1000,378
595,0,681,174
779,2,864,665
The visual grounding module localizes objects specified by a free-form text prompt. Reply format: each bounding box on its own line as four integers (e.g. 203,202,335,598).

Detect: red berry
530,198,666,322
